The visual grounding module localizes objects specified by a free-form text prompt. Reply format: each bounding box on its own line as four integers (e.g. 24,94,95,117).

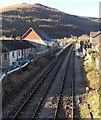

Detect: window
22,50,23,55
12,62,15,66
12,51,15,57
4,53,7,60
19,51,20,56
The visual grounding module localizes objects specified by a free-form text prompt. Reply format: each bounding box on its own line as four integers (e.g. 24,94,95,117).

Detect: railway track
34,46,75,119
54,49,75,119
8,44,75,119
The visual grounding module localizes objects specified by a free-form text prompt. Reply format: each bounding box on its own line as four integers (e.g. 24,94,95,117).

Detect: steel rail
53,45,74,120
72,48,75,120
30,45,73,119
30,48,69,119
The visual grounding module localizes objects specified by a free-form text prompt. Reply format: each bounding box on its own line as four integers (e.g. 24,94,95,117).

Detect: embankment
2,55,52,106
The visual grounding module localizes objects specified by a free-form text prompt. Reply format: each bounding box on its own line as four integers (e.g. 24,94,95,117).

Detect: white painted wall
0,53,10,67
9,50,22,66
17,50,22,59
9,51,17,66
7,48,35,66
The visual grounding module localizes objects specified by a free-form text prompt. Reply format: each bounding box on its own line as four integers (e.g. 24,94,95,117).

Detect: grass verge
2,56,52,107
80,56,100,118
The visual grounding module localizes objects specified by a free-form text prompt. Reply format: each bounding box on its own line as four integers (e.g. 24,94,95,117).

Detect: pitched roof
90,31,101,38
90,32,98,38
0,42,9,53
93,32,101,38
1,40,35,53
22,27,52,41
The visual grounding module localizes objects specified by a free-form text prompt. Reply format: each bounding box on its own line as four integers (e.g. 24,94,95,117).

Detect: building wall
22,29,41,40
9,49,34,66
90,36,92,43
22,29,56,51
0,47,36,72
28,40,48,51
24,48,31,57
9,50,21,66
22,30,48,51
1,53,10,67
92,36,99,44
91,35,100,52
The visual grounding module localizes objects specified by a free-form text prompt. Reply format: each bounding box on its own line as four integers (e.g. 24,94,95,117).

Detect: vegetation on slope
1,3,99,39
80,56,100,118
2,56,52,106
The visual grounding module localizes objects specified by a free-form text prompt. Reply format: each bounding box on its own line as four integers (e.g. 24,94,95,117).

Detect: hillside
80,16,99,23
1,3,99,39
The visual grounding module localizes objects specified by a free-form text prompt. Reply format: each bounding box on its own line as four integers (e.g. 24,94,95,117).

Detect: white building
0,40,36,71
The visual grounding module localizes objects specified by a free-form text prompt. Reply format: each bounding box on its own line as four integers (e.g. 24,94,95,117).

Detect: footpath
74,43,91,118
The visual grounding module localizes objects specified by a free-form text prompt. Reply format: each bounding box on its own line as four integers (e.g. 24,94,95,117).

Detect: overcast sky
0,0,100,17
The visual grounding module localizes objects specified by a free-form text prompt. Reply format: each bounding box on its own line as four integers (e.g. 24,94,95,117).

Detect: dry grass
84,57,99,90
2,56,51,105
80,58,100,118
87,90,100,118
0,4,36,12
87,70,99,89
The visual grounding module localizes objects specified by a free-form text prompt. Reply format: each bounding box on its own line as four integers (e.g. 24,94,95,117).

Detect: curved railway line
7,43,76,119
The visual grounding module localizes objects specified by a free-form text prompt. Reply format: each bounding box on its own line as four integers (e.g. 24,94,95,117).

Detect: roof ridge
1,40,35,53
22,27,52,41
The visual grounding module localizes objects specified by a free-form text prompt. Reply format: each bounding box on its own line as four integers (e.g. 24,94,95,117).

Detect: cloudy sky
0,0,100,17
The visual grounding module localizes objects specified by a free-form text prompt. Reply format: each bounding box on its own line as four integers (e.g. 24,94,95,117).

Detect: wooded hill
1,3,99,39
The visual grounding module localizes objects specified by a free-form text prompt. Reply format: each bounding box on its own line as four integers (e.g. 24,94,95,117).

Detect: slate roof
1,40,35,53
34,28,52,41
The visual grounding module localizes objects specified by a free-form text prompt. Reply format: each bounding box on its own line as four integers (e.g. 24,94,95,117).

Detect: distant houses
21,27,58,51
0,27,58,72
89,31,101,70
90,31,101,52
0,40,36,71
